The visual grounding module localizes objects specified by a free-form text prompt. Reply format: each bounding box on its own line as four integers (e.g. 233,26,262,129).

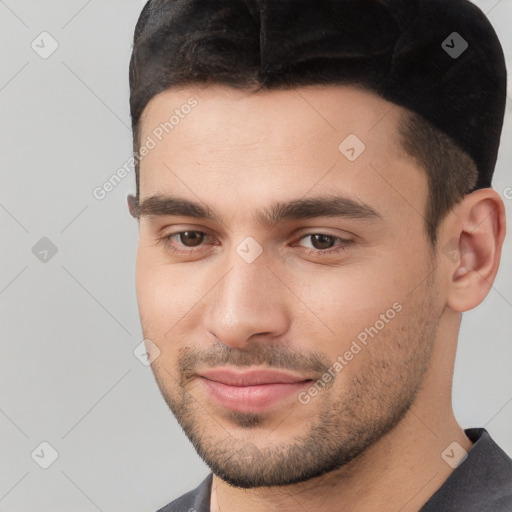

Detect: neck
210,311,472,512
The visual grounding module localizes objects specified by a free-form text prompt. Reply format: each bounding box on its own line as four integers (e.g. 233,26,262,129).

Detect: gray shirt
156,428,512,511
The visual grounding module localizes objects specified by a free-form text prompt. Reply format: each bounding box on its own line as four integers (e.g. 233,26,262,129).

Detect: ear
441,188,506,312
127,194,139,219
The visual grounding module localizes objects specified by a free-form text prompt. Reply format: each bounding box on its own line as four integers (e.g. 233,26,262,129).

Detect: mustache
178,341,331,381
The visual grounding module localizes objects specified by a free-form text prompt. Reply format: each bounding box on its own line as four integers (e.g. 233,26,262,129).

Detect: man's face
134,84,444,487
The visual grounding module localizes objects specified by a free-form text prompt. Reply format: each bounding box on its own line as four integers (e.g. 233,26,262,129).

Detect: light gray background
0,1,511,511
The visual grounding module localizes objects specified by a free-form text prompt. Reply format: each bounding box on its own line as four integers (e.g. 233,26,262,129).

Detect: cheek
135,246,211,355
291,264,406,342
289,245,432,372
135,259,186,371
135,245,179,334
136,265,184,327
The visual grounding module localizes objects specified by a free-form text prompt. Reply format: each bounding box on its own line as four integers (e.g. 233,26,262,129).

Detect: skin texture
130,84,506,512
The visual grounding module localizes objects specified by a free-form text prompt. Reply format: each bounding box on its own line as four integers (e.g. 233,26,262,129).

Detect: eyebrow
128,193,382,226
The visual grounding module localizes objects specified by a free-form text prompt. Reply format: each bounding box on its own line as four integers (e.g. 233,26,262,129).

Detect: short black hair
129,0,481,245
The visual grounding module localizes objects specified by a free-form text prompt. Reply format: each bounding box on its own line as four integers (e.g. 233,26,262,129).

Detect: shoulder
421,428,512,511
155,473,213,512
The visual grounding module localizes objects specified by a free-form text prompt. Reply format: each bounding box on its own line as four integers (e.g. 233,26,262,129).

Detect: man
127,0,511,510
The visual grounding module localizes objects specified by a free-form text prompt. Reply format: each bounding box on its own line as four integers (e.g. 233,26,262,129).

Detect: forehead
139,83,404,150
136,83,425,223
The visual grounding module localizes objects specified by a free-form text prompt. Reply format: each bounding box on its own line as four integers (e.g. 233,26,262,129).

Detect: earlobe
445,189,506,312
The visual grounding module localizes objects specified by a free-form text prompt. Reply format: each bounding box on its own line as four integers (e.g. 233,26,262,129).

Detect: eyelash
157,230,354,258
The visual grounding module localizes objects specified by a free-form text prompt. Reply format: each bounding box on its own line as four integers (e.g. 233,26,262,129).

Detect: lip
197,367,313,413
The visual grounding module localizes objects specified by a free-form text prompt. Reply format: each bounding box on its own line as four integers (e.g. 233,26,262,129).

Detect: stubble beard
148,274,440,488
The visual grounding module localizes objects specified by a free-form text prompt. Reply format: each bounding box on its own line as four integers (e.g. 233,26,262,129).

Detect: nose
203,251,290,350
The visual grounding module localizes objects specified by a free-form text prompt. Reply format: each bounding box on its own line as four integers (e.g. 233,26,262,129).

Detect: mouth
196,367,313,413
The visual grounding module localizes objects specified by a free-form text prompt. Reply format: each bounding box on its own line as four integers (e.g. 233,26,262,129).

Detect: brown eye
294,233,354,258
179,231,205,247
309,234,337,250
158,230,216,256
